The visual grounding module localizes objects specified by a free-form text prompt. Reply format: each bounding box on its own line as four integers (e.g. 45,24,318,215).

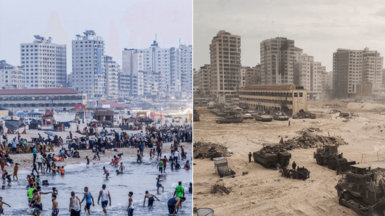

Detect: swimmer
143,191,160,207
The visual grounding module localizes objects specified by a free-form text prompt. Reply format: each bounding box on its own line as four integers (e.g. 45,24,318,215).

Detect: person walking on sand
69,191,81,216
292,161,296,170
248,152,252,163
126,191,134,216
143,191,160,207
80,187,95,215
98,184,111,214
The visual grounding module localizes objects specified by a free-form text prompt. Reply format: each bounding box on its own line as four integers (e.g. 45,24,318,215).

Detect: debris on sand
280,132,348,150
299,127,321,134
211,184,231,195
194,142,229,159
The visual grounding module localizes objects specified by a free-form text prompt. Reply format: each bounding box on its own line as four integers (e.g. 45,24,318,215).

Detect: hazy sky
0,0,192,73
194,0,385,71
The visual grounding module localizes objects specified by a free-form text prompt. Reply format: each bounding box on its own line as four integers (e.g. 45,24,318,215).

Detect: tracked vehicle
314,145,356,175
253,144,291,168
335,164,385,216
254,113,273,122
216,113,243,124
282,166,310,180
273,112,289,121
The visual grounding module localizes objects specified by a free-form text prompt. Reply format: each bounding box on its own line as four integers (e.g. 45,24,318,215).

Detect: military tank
314,145,356,175
273,112,289,121
335,164,385,216
254,113,273,122
293,109,316,119
253,144,291,168
216,113,243,124
282,166,310,180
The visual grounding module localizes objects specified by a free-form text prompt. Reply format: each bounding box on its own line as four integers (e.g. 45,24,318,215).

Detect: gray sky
194,0,385,71
0,0,192,73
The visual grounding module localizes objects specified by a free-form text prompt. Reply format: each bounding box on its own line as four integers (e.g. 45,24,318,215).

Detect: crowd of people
0,122,192,215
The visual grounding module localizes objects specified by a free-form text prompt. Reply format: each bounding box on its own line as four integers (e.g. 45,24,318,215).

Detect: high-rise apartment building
240,66,250,88
122,41,192,98
105,56,119,99
294,53,326,100
20,36,66,88
118,72,130,100
260,37,299,85
210,30,241,102
245,65,262,87
71,30,106,100
0,60,24,89
333,48,383,98
197,64,211,95
193,69,200,93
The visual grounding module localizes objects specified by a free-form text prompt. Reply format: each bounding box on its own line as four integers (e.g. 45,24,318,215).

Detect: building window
294,93,298,97
299,93,303,97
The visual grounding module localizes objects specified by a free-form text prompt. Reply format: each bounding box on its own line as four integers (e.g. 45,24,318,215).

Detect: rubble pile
194,142,229,160
293,109,316,119
281,133,348,150
211,184,231,195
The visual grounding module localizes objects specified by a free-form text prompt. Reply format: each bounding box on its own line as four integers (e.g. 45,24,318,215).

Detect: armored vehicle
216,113,243,124
253,145,291,168
273,112,289,121
241,113,253,120
335,164,385,216
314,145,356,175
254,113,273,122
293,109,316,119
282,166,310,180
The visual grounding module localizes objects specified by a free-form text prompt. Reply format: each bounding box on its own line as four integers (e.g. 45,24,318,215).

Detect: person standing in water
80,187,95,215
103,167,110,180
119,162,125,173
157,159,163,174
51,195,58,216
167,197,186,214
143,191,160,207
97,184,111,214
156,175,164,192
126,191,134,216
86,156,90,166
0,197,11,215
69,191,81,216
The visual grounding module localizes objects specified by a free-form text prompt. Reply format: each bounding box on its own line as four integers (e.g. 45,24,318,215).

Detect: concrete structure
210,30,241,102
240,66,250,88
198,64,211,95
0,88,86,113
193,68,200,93
20,36,66,88
118,72,130,100
333,48,383,98
71,30,106,100
294,53,326,100
245,65,262,87
321,71,333,99
383,69,385,87
239,84,307,116
260,37,299,85
105,56,119,99
122,40,192,98
0,60,24,89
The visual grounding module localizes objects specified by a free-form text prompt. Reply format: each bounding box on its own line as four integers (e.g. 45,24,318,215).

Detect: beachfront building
105,56,120,100
0,60,24,89
71,30,106,100
122,40,192,98
20,36,66,88
210,30,241,103
333,48,383,98
238,84,307,116
0,88,86,113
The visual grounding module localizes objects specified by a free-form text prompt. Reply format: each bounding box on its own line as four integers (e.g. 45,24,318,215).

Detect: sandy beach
193,101,385,216
1,124,192,171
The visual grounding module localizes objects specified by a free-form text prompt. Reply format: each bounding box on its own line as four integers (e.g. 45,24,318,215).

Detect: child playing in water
13,163,18,181
103,166,110,180
60,167,65,175
120,162,125,173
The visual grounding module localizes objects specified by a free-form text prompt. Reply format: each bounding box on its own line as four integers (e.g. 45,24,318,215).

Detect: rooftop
0,88,81,95
98,102,130,108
